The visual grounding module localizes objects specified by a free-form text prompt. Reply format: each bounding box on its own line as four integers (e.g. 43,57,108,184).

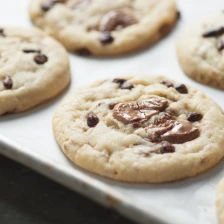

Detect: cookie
29,0,178,56
217,179,224,224
0,26,70,115
176,13,224,89
52,75,224,183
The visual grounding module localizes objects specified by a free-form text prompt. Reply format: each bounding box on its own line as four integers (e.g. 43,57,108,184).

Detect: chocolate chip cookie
52,75,224,183
0,26,70,115
176,13,224,89
29,0,178,56
217,178,224,224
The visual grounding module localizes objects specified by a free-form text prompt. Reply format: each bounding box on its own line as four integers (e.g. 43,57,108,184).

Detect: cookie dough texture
217,178,224,224
53,75,224,183
0,27,70,115
176,13,224,89
29,0,177,56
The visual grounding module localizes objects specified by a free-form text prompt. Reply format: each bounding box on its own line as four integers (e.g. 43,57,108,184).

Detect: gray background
0,155,135,224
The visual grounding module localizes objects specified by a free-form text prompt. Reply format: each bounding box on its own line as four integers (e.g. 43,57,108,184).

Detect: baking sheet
0,0,224,223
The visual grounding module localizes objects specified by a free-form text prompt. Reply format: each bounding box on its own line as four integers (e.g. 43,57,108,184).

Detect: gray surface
0,155,135,224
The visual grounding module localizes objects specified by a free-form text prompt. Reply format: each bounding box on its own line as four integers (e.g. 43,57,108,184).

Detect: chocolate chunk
41,0,66,11
217,40,224,51
120,82,134,90
202,26,224,38
99,32,114,44
76,48,91,56
187,112,203,122
3,77,13,89
149,120,175,142
99,10,138,32
0,28,5,37
109,103,117,110
113,98,169,125
72,0,90,9
23,49,41,53
87,111,99,127
113,78,126,84
174,84,188,94
34,54,48,64
161,121,200,144
160,141,175,154
161,81,174,88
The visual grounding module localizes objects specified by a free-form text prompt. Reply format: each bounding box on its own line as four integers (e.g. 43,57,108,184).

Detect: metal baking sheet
0,0,223,223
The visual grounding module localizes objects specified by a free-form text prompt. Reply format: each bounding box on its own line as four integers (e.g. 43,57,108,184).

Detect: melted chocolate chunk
217,40,224,51
34,54,48,64
99,10,138,32
187,112,203,122
149,120,175,142
161,81,174,88
202,26,224,38
174,84,188,94
99,32,114,44
0,28,5,37
161,121,200,144
23,49,41,53
76,48,91,56
87,111,99,127
3,77,13,89
160,141,175,154
113,98,169,125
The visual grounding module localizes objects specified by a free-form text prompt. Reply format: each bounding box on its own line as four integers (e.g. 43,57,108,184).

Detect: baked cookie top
29,0,177,56
53,75,224,183
217,178,224,224
176,13,224,89
0,26,70,115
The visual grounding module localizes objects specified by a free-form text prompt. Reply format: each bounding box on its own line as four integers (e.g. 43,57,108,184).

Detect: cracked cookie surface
29,0,177,56
53,75,224,183
0,26,70,115
176,13,224,89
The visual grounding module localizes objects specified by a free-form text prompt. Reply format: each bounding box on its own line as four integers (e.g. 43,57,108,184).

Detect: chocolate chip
23,49,41,53
217,40,224,51
120,82,134,90
113,78,134,90
202,26,224,38
76,48,91,56
87,112,99,127
34,54,48,64
3,77,13,89
0,28,5,37
99,32,114,44
109,103,116,110
41,0,66,11
187,112,203,122
113,78,126,84
174,84,188,94
160,141,175,154
176,11,181,20
161,81,174,88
